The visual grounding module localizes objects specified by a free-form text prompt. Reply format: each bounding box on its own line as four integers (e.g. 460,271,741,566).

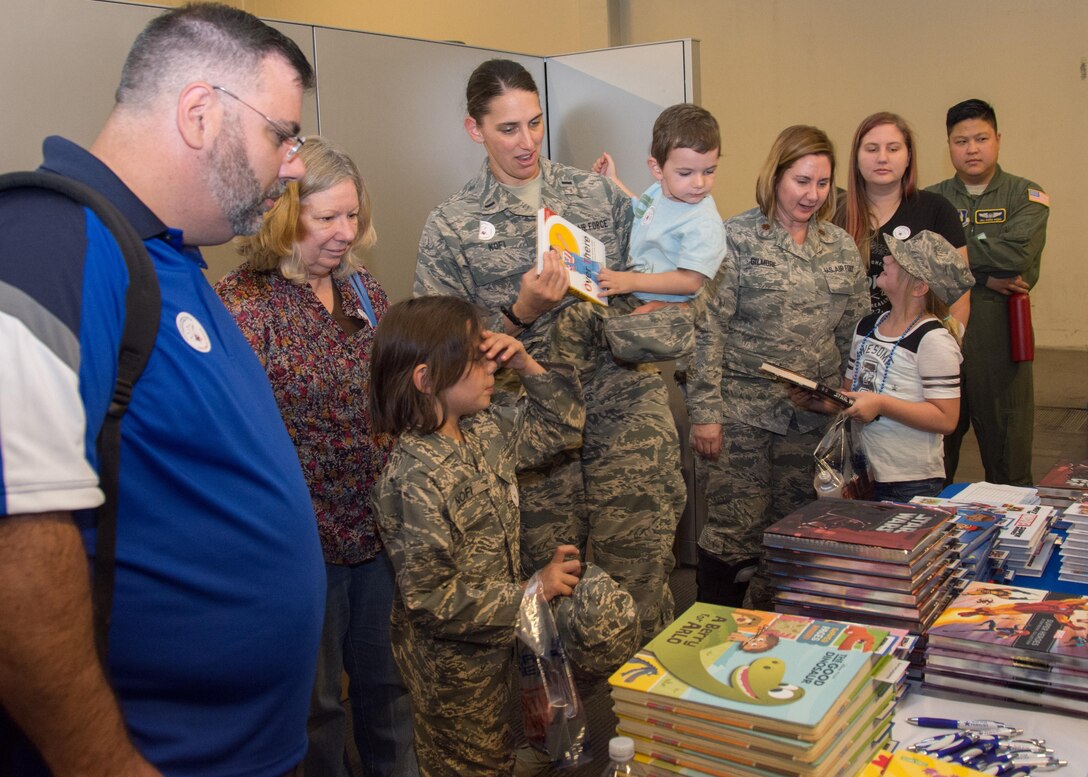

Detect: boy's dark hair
650,104,721,167
369,296,483,436
466,59,539,123
945,99,997,135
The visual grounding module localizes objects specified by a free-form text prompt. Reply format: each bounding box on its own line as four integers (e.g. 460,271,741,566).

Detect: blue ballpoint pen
908,717,1023,736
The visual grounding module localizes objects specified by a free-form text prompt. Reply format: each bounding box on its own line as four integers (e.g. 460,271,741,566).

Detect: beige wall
249,0,611,56
144,0,1088,349
613,0,1086,350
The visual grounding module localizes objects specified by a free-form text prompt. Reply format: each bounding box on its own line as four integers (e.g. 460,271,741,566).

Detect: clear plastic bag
515,573,590,769
813,413,873,500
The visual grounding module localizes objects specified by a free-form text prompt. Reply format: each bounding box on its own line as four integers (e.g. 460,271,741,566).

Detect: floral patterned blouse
216,264,391,565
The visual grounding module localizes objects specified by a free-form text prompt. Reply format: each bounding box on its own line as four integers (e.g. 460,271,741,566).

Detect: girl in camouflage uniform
369,296,584,776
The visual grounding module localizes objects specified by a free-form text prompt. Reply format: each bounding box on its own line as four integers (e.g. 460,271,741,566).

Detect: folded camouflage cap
554,563,641,677
882,230,975,305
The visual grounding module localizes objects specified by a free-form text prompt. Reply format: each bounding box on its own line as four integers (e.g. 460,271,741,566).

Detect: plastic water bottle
601,736,642,776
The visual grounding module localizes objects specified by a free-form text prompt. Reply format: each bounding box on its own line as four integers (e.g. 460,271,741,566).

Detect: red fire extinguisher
1008,293,1034,362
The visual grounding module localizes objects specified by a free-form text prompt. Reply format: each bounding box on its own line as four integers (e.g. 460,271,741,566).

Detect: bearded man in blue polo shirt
0,5,324,775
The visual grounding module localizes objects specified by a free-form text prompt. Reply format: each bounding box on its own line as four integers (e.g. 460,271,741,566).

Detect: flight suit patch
974,208,1006,224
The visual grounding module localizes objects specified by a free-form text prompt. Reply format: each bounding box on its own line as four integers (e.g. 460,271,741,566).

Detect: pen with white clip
908,717,1022,736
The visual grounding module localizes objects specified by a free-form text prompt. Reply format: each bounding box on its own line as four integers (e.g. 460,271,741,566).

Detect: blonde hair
899,267,960,344
236,135,376,283
755,125,836,225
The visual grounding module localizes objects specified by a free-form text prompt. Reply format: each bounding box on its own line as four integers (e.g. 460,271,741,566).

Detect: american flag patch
1027,188,1051,207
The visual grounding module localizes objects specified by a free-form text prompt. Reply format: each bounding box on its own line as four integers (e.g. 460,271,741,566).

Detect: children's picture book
608,603,902,739
927,581,1088,669
759,362,854,408
763,500,952,563
871,749,994,777
536,207,608,306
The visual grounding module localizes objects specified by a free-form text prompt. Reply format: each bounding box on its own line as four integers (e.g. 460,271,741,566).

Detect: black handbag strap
0,171,161,661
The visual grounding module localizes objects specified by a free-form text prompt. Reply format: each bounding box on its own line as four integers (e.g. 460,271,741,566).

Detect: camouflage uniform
416,158,687,642
686,208,870,608
372,366,584,777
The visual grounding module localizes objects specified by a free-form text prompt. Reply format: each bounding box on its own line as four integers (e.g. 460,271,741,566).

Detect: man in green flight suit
927,99,1050,486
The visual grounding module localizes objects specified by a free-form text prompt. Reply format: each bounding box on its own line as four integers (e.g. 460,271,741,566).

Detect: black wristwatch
501,305,532,330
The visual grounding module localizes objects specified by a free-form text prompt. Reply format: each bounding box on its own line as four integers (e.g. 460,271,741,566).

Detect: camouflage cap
554,563,641,677
882,230,975,305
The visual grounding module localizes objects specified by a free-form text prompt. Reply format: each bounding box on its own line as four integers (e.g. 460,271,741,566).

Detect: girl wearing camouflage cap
802,230,974,502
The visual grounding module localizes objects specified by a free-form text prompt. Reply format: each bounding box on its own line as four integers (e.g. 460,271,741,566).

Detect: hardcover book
536,207,608,306
759,362,853,408
922,669,1088,717
1036,458,1088,498
927,581,1088,670
764,500,952,563
608,603,902,739
618,684,894,777
765,540,953,580
767,547,956,594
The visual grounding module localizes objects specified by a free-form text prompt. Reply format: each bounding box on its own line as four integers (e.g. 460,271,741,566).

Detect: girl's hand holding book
842,391,883,423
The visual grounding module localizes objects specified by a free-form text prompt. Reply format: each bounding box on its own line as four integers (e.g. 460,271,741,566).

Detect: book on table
926,581,1088,671
608,603,906,739
860,749,997,777
766,545,957,594
758,361,853,408
609,603,906,777
536,207,609,306
1036,457,1088,501
763,499,953,563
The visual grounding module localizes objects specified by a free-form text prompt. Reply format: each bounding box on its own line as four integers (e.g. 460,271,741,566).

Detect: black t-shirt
867,190,966,313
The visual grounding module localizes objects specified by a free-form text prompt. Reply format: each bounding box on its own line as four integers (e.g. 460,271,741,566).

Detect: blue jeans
304,554,417,777
872,477,946,504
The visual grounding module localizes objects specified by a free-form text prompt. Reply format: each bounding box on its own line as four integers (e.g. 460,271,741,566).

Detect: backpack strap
0,171,161,662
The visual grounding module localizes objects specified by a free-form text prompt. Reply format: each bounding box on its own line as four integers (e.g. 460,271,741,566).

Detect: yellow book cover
536,207,608,306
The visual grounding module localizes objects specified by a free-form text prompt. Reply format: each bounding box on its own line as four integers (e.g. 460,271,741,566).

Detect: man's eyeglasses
212,85,306,162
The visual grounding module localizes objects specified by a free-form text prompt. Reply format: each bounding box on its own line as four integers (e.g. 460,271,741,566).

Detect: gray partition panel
4,1,161,172
311,29,544,303
545,41,697,197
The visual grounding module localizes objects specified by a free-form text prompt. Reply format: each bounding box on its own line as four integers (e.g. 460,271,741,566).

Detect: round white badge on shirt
478,220,496,241
892,225,911,240
176,312,211,353
641,207,655,225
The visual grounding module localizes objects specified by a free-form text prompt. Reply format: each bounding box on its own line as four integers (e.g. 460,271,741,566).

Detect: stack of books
911,498,1005,585
923,581,1088,717
1058,499,1088,584
1035,458,1088,510
992,504,1058,579
913,495,1056,582
763,500,959,643
608,603,910,777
